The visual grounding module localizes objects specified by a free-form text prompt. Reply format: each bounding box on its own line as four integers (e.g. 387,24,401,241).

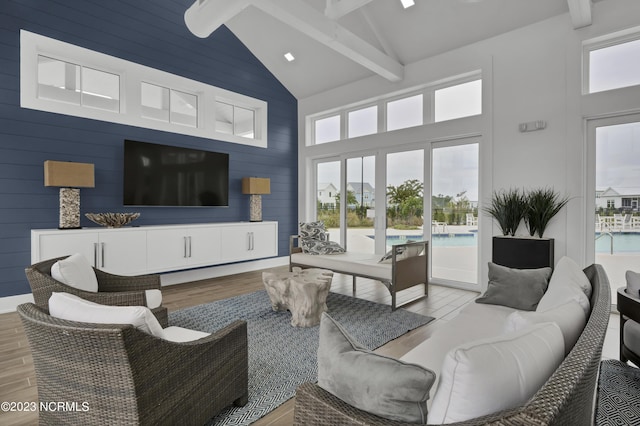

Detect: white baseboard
160,256,289,286
0,257,289,313
0,293,35,314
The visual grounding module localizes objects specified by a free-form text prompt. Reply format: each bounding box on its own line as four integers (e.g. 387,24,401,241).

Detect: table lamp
44,160,95,229
242,177,270,222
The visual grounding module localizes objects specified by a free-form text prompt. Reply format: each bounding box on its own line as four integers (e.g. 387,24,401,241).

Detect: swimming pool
383,232,640,253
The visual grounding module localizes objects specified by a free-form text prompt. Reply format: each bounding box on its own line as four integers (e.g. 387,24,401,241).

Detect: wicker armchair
293,264,611,425
25,256,168,327
617,287,640,366
17,303,248,425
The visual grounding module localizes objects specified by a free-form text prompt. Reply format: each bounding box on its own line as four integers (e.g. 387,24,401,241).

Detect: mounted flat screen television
123,140,229,207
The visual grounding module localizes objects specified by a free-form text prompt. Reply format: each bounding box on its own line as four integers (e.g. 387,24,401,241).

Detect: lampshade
44,161,95,188
242,177,270,195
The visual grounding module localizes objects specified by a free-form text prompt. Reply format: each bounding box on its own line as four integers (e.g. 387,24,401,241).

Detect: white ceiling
188,0,592,99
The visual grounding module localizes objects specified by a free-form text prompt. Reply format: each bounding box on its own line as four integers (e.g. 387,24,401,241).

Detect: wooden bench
289,236,428,310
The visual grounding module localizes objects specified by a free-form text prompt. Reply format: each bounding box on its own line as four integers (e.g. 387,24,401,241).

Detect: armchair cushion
162,326,211,342
317,313,435,424
145,289,163,309
624,319,640,357
49,292,164,338
51,253,98,293
626,270,640,298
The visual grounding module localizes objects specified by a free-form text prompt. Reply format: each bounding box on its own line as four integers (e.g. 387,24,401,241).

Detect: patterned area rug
169,290,434,426
596,359,640,425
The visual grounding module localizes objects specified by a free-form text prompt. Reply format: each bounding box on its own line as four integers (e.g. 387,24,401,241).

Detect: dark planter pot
492,236,554,269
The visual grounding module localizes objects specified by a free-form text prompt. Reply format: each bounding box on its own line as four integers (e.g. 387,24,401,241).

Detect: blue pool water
382,232,640,253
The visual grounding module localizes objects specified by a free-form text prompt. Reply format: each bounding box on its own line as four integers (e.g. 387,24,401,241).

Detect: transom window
584,28,640,94
22,30,267,147
308,73,482,145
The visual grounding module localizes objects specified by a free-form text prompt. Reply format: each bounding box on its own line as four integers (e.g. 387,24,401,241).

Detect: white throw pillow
505,300,586,356
51,253,99,293
48,292,164,338
548,256,592,299
626,270,640,299
428,322,564,424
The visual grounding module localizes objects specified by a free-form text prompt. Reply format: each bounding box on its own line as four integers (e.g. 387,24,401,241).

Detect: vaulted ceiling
184,0,597,99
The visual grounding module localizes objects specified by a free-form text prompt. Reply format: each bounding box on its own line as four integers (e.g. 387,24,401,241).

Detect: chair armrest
94,268,161,292
129,320,248,423
617,287,640,324
290,235,303,255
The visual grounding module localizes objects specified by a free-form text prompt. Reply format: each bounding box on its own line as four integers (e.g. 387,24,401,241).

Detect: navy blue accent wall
0,0,298,297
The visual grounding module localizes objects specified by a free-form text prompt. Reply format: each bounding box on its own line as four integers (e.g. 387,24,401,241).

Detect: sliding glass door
431,142,479,284
590,114,640,304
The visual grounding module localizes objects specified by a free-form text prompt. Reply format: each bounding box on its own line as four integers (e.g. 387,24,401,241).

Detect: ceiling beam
360,7,399,62
252,0,404,81
184,0,252,38
184,0,404,82
567,0,592,29
324,0,374,20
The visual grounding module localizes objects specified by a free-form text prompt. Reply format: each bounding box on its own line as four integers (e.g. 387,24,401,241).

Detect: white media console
31,221,278,276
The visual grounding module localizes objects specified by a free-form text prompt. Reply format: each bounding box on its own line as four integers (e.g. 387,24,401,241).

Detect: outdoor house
1,0,640,425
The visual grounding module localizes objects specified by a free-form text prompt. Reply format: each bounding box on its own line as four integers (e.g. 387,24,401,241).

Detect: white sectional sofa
294,258,612,425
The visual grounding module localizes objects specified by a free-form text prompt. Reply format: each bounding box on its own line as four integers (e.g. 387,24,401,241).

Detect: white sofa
294,258,612,425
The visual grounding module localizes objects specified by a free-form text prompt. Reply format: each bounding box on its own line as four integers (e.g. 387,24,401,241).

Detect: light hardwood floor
0,266,620,426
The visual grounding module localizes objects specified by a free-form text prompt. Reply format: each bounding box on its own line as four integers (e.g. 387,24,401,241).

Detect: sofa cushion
505,300,586,356
317,313,435,424
537,263,591,317
428,322,564,424
627,270,640,299
475,262,552,311
48,292,164,338
550,256,592,299
51,253,99,293
291,252,391,280
400,302,517,406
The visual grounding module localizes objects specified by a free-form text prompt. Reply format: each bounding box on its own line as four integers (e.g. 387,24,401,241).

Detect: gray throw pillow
476,262,552,311
317,313,435,423
626,270,640,298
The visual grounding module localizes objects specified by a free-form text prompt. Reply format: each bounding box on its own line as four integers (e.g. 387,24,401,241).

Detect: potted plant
483,188,527,236
524,188,570,238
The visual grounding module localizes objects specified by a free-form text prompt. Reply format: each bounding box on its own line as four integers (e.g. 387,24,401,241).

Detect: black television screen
123,140,229,207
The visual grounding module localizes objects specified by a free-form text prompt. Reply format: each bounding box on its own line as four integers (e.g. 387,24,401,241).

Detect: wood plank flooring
0,266,620,425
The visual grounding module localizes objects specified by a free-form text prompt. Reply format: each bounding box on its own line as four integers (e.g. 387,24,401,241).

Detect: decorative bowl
85,212,140,228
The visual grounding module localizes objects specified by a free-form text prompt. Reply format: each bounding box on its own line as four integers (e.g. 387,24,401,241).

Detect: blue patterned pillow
299,221,328,241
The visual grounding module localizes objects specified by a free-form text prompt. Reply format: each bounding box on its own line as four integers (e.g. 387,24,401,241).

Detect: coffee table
262,267,334,327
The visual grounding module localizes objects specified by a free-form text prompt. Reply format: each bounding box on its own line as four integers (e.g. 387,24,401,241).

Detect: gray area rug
169,290,434,425
596,359,640,425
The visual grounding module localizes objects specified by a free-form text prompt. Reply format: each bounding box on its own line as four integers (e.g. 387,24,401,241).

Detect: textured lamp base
59,187,81,229
249,194,262,222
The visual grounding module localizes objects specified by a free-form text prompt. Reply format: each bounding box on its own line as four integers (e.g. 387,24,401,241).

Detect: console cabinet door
98,230,147,275
33,231,98,266
146,228,190,273
220,223,277,263
186,226,222,267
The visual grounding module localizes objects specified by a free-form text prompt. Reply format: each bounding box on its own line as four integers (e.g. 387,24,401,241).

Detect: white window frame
20,30,268,148
306,71,481,145
582,25,640,95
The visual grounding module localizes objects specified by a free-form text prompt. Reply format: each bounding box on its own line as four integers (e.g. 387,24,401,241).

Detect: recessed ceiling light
400,0,415,8
284,52,295,62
